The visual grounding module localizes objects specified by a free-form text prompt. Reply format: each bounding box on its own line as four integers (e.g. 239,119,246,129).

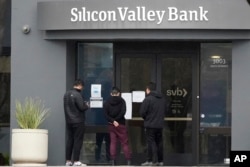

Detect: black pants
66,122,85,161
145,128,163,162
95,133,111,161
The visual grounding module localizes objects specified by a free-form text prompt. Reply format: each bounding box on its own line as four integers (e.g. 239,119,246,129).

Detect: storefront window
0,0,10,164
0,48,10,166
199,43,232,164
77,43,113,125
77,43,113,164
0,55,10,122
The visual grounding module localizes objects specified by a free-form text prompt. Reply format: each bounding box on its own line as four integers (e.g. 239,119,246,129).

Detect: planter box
11,129,48,166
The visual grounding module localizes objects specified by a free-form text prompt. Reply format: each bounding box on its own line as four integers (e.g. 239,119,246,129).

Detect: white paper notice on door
90,97,103,108
132,91,145,103
121,93,132,119
91,84,102,98
90,84,103,108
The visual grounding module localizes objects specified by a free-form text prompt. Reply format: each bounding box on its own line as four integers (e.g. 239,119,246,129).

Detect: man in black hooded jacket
64,79,89,166
104,86,131,166
140,82,166,166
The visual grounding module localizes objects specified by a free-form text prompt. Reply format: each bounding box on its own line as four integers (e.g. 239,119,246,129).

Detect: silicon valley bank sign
37,0,250,30
71,6,208,24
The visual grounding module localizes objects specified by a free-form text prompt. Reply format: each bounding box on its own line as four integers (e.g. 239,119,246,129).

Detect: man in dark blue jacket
64,79,89,166
140,82,166,166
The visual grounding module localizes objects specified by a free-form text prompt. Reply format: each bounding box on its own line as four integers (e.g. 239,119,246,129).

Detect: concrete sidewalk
3,165,230,167
44,165,229,167
49,166,229,167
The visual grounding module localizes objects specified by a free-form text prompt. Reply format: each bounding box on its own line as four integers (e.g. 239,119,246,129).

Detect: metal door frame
157,53,199,165
114,42,200,166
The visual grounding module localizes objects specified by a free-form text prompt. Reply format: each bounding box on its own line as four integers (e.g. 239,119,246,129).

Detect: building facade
5,0,250,166
0,0,10,165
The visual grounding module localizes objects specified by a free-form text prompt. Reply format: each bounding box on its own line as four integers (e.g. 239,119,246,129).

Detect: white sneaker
141,161,153,166
73,161,87,166
65,161,73,166
157,162,164,166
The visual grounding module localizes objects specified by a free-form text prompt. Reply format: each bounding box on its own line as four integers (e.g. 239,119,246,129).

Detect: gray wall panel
232,40,250,150
11,0,67,165
43,29,250,40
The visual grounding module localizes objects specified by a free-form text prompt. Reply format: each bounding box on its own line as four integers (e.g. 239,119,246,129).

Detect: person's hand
84,101,90,108
113,121,119,127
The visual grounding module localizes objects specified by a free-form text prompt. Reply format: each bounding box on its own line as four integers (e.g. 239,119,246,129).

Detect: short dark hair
146,82,156,91
111,86,121,95
74,79,84,86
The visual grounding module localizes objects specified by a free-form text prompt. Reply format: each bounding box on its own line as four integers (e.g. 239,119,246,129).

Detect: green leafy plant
15,97,50,129
0,153,9,165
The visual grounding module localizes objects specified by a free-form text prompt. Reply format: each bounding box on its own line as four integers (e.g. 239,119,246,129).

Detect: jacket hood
107,96,123,105
149,91,163,98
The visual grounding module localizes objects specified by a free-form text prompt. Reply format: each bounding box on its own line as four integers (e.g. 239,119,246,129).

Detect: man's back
140,91,166,128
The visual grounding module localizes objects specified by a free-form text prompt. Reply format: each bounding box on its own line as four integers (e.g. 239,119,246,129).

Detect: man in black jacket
140,82,166,166
64,79,89,166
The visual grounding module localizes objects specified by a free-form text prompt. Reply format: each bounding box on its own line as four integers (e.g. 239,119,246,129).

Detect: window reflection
200,43,232,127
77,43,113,164
162,57,192,154
78,43,114,125
121,57,152,92
121,57,153,165
0,48,10,165
199,43,232,164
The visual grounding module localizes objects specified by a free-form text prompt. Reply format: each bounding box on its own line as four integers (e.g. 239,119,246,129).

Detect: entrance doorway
115,42,199,165
76,42,231,166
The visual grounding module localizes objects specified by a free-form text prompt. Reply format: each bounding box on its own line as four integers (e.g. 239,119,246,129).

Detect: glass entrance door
116,52,198,166
159,55,196,165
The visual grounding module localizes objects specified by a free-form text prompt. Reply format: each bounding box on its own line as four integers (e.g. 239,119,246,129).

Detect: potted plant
11,97,50,166
0,153,9,165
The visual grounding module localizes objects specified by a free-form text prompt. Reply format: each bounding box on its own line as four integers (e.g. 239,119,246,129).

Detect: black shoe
127,160,131,165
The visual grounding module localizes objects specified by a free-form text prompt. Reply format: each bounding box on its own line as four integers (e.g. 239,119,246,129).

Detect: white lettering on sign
234,155,247,162
168,7,208,21
210,58,228,68
212,58,226,65
117,7,165,24
70,6,209,24
71,7,117,22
